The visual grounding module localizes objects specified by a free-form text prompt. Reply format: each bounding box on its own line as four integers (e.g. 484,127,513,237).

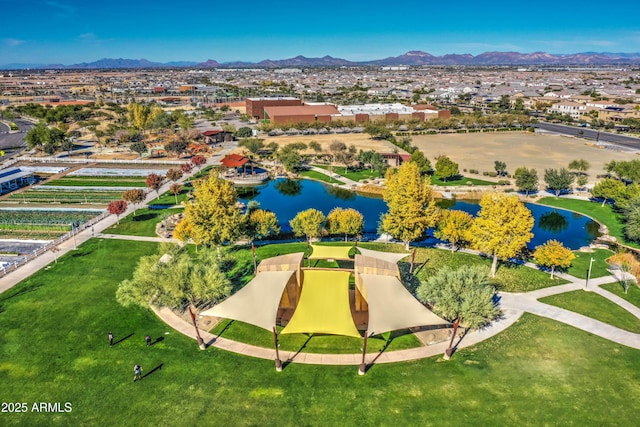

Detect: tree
409,150,431,174
592,178,625,207
434,155,459,181
494,160,507,176
514,167,539,197
191,155,206,170
416,265,499,358
326,207,364,242
130,140,147,156
435,210,474,252
165,139,188,157
166,168,183,183
146,173,164,199
533,240,576,279
170,183,183,205
246,209,280,241
107,200,127,224
607,252,640,294
181,162,193,174
381,162,440,250
239,138,264,157
568,159,590,176
308,140,322,155
128,103,153,131
181,175,245,246
25,122,50,150
116,246,232,321
277,145,302,173
236,126,253,138
470,192,534,277
122,189,146,215
544,168,574,197
290,209,326,242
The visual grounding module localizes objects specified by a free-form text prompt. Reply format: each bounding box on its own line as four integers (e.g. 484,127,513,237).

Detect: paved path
306,165,360,189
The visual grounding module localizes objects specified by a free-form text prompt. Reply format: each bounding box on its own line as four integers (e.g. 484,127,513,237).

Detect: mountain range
3,51,640,70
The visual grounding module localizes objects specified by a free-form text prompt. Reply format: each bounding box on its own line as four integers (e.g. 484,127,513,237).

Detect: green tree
25,122,50,150
181,175,245,246
494,160,507,176
236,127,253,138
381,162,440,250
290,208,326,242
533,239,576,279
277,145,302,173
130,140,147,156
568,159,591,176
544,168,574,197
326,207,364,242
470,192,534,277
239,138,264,157
592,178,626,207
409,150,431,174
514,167,539,197
435,210,474,252
435,155,459,181
416,265,499,358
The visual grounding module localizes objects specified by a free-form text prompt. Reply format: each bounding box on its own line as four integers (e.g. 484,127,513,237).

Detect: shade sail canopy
356,247,409,264
359,273,448,336
200,270,294,331
281,270,360,337
308,244,353,260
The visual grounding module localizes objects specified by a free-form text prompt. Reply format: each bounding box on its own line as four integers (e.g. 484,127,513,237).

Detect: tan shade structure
281,270,360,338
200,270,295,331
359,273,449,336
308,244,353,260
356,247,409,264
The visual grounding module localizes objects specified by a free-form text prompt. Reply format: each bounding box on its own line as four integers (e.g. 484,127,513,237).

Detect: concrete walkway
306,165,360,189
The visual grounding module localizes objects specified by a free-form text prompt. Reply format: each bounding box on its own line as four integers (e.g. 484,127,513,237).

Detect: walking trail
1,159,639,366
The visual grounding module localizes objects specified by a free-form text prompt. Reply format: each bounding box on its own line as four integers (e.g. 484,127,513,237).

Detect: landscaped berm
201,245,448,373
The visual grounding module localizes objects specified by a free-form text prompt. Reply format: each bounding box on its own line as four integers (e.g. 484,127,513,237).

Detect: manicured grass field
567,248,614,279
104,207,182,237
300,169,345,185
310,164,381,182
601,282,640,309
1,239,639,425
539,290,640,333
147,184,192,206
537,197,637,248
430,174,496,187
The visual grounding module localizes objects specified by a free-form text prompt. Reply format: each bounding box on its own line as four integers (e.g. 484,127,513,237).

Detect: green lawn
148,184,192,206
104,207,182,237
601,282,640,309
310,164,381,182
187,165,215,181
537,197,638,248
430,174,497,187
539,290,640,333
568,248,614,279
1,238,639,425
299,170,345,185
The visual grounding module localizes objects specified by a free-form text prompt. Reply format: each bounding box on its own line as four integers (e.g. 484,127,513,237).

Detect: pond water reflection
238,179,599,249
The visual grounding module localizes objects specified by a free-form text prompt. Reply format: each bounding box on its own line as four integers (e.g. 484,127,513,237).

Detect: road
535,122,640,151
0,118,34,158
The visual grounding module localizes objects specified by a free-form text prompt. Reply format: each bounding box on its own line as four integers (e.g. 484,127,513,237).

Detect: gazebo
219,154,268,184
201,246,448,373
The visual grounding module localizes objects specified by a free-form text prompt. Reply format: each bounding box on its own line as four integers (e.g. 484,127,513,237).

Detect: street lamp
586,257,595,289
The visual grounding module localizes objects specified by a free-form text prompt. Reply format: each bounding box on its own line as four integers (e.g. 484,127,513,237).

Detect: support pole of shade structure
272,326,283,372
188,306,206,350
410,248,416,274
359,331,369,375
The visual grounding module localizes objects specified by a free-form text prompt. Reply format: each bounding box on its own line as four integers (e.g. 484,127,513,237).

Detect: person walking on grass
133,364,142,382
145,335,151,347
108,331,114,347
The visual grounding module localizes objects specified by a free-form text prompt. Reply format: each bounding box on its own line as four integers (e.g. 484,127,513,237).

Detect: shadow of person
142,363,163,379
113,333,134,346
151,336,164,346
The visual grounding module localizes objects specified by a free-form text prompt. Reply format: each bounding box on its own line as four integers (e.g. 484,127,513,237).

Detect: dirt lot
266,131,636,184
411,132,635,184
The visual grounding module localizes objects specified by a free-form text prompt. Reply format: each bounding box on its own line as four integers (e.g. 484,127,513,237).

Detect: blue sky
2,0,640,64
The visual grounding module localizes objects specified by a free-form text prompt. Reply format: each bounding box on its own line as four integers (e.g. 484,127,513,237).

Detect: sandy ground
262,131,635,184
411,132,635,184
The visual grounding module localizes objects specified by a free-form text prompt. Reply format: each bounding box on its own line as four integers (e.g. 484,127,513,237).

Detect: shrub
498,180,511,185
488,171,498,177
469,169,479,174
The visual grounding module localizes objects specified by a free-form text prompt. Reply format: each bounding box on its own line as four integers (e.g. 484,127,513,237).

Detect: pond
238,178,600,249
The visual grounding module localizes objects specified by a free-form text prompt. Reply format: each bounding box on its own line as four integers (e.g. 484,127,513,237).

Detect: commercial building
246,97,302,120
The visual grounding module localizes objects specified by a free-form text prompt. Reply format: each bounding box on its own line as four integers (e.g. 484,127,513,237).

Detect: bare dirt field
411,132,635,184
262,133,403,155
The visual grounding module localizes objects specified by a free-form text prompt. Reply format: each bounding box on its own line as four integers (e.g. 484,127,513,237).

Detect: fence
0,211,109,278
18,156,185,166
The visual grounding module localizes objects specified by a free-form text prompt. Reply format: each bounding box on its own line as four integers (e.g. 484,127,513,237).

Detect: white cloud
45,1,76,18
4,38,25,47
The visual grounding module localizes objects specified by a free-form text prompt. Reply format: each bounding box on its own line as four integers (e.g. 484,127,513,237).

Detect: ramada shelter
201,245,448,373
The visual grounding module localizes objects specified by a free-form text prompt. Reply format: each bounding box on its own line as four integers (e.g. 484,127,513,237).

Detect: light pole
586,257,595,289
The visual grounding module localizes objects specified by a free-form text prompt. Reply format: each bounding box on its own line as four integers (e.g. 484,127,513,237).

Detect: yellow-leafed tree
289,208,326,242
470,192,534,277
247,209,280,241
181,175,244,246
435,209,474,252
381,162,440,250
326,207,364,242
127,102,152,131
533,239,576,279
